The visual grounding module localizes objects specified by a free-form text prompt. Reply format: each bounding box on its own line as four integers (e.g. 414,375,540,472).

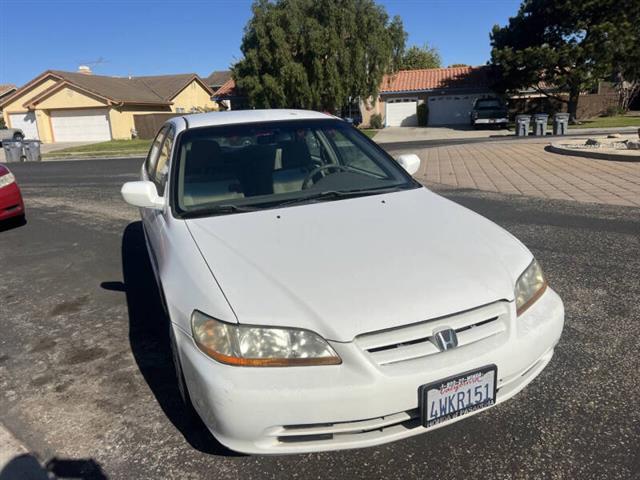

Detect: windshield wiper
272,185,407,208
182,204,259,219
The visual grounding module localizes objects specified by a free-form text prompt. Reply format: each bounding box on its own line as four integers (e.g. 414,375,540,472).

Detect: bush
603,105,624,117
370,113,383,129
417,103,428,126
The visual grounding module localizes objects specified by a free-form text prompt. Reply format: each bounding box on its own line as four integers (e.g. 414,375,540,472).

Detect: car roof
179,109,337,129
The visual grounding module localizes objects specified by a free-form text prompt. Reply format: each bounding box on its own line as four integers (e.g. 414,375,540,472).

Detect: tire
13,132,24,141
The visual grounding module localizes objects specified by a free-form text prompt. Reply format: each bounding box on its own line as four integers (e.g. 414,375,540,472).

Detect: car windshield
475,99,503,109
173,119,416,216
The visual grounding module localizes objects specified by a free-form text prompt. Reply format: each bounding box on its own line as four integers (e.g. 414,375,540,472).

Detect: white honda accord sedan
121,109,564,454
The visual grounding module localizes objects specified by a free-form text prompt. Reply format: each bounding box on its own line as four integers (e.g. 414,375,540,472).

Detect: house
211,78,251,111
0,68,216,142
0,84,17,125
205,70,232,92
362,66,496,127
0,84,17,105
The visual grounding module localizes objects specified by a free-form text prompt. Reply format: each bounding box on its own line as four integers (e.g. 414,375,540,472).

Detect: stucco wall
36,86,107,110
109,105,172,140
171,80,217,112
34,110,53,143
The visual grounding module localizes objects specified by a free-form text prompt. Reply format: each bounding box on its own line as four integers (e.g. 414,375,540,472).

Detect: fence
133,113,181,139
509,92,619,120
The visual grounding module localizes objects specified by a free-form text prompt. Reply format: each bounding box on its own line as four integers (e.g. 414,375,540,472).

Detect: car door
141,125,175,279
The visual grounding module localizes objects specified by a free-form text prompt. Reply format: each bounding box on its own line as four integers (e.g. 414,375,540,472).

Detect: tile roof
205,70,232,87
213,78,236,97
380,66,492,93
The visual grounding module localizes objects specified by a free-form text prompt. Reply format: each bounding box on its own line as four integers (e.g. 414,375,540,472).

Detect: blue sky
0,0,521,86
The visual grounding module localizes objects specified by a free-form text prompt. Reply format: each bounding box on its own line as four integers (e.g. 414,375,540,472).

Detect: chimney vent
78,65,92,75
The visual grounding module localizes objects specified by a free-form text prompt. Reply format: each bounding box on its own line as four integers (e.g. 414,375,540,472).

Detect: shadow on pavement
0,215,26,233
115,221,238,456
0,454,107,480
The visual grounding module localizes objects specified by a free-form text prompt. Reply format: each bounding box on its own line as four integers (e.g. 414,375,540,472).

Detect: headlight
515,259,547,316
0,172,15,189
191,311,342,367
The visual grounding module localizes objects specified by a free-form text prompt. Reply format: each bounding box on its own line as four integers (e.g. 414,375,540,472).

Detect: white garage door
428,95,481,126
386,98,418,127
9,112,39,139
51,108,111,142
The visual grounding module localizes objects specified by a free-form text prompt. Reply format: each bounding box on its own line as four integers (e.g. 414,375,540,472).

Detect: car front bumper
175,288,564,454
0,183,24,221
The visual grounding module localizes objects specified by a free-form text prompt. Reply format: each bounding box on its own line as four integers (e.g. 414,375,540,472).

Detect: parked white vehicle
0,127,24,144
121,109,564,454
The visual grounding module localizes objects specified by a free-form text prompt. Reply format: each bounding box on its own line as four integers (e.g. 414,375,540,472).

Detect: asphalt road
1,158,639,480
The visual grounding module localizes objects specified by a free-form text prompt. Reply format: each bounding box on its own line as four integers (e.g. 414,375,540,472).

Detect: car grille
271,409,421,444
355,301,510,367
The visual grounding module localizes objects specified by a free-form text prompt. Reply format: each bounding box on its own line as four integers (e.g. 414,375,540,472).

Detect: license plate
419,365,497,428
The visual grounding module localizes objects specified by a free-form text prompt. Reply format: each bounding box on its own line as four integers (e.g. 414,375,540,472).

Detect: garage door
386,98,418,127
51,109,111,142
427,95,481,126
8,112,39,139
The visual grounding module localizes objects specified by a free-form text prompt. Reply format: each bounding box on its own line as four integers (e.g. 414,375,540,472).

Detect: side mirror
396,154,421,176
121,181,164,209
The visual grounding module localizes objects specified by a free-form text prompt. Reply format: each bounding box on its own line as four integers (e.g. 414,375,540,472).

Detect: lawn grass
360,129,379,139
43,139,151,158
568,115,640,129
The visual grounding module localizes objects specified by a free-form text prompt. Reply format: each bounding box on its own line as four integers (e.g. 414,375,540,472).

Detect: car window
145,126,168,179
153,127,174,196
173,120,416,215
324,129,386,177
475,99,502,109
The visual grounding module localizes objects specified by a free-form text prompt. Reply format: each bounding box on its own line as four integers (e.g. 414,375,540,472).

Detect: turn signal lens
515,259,547,316
191,311,342,367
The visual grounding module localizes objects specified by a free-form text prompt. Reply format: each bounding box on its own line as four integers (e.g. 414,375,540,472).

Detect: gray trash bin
515,115,531,136
2,141,24,163
553,113,570,136
23,140,42,162
533,114,549,136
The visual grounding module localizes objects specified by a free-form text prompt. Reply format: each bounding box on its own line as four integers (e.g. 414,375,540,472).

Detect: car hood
185,188,531,342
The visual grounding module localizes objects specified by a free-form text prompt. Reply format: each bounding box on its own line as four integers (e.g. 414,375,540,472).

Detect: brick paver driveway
412,141,640,206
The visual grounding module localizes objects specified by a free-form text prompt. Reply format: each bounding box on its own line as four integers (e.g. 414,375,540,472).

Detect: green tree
490,0,637,122
233,0,406,111
612,2,640,111
399,44,441,70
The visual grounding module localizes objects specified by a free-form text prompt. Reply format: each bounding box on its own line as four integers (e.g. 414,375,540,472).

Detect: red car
0,164,25,222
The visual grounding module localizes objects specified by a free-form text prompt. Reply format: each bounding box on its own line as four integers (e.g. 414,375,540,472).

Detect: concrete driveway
374,126,511,144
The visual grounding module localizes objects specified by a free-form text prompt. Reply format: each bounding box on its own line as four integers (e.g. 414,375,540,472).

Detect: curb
546,143,640,162
42,154,145,162
0,422,30,470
